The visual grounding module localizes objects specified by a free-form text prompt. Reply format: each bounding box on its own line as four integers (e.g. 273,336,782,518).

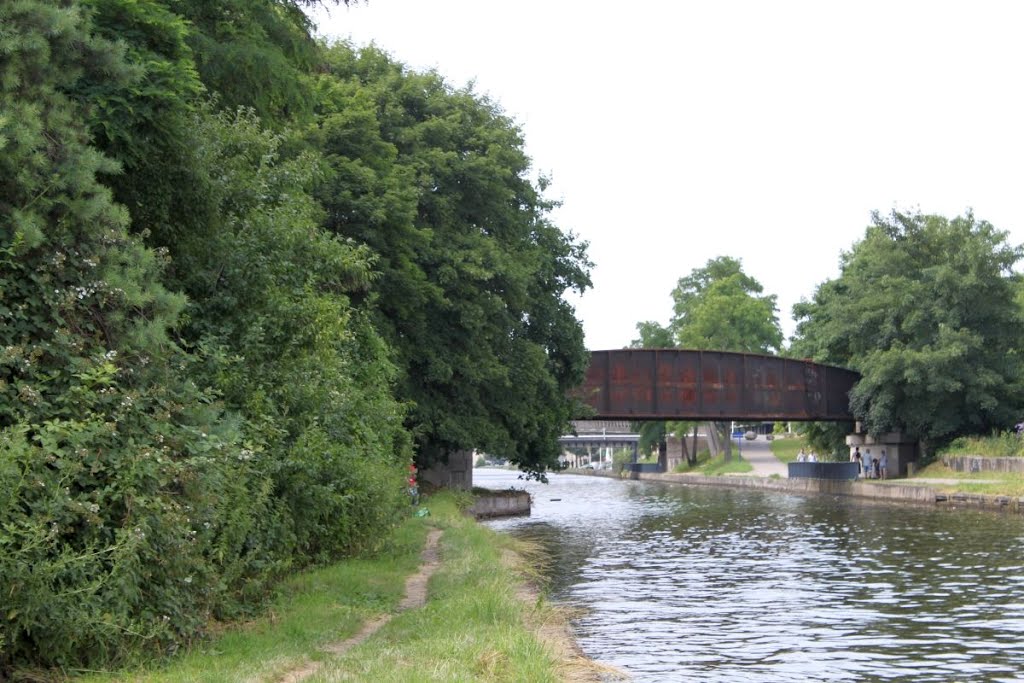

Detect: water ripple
480,470,1024,681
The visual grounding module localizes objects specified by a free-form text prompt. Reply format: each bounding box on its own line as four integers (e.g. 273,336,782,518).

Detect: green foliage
672,448,712,472
2,1,590,672
634,421,666,457
611,447,633,473
792,211,1024,450
74,0,216,275
631,321,673,348
0,1,242,667
795,421,853,459
161,104,412,566
167,0,321,124
942,432,1024,458
82,493,564,682
311,44,592,478
1,3,410,672
670,256,783,353
633,257,782,462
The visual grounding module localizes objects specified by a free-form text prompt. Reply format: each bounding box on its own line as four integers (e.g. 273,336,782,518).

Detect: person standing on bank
853,447,863,476
880,450,888,479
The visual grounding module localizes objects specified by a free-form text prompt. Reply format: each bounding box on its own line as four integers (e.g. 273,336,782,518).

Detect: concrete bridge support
845,429,918,477
420,449,474,490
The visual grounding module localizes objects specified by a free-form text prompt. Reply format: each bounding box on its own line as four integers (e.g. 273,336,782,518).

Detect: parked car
744,431,757,440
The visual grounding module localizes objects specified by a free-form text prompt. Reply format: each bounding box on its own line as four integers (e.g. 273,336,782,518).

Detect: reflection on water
478,468,1024,682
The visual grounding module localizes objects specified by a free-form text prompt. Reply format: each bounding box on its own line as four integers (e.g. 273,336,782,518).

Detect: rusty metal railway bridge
575,349,859,422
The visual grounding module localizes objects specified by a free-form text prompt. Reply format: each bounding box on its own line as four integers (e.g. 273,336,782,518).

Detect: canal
477,469,1024,682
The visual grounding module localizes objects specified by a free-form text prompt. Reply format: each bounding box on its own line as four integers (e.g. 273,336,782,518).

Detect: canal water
477,469,1024,682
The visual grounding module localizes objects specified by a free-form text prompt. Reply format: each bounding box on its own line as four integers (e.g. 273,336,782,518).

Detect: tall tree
631,257,782,462
312,44,591,477
166,0,320,124
792,211,1024,453
2,2,411,670
643,257,783,461
670,256,783,353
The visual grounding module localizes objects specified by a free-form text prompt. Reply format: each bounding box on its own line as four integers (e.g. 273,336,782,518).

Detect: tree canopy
312,44,591,476
669,256,783,353
792,211,1024,450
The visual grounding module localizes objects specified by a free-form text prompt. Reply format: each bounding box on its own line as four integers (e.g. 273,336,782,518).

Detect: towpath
737,437,788,477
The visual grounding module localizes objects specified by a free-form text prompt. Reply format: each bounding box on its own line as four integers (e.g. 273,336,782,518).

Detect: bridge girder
575,349,859,422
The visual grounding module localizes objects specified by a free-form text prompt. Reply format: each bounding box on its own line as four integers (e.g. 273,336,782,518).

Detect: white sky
309,1,1024,351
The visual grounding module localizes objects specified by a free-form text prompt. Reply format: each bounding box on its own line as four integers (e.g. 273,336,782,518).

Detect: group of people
795,448,817,463
796,446,890,479
852,446,887,479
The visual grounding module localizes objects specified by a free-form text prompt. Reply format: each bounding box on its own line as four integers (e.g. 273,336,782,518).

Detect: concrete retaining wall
469,490,531,518
942,455,1024,474
571,469,1024,513
624,463,663,473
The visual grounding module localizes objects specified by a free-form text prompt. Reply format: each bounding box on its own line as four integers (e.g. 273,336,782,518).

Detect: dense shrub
0,2,409,671
0,1,238,665
2,0,586,672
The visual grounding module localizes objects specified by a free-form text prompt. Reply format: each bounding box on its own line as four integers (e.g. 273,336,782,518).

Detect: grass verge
76,515,428,682
696,454,753,475
903,461,1024,497
76,493,596,683
769,436,809,464
941,432,1024,457
309,498,606,682
671,448,753,475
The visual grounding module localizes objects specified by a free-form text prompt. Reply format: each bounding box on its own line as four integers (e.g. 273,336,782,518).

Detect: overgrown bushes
1,0,587,672
0,2,408,670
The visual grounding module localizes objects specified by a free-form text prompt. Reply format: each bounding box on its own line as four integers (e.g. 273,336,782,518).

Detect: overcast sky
309,1,1024,351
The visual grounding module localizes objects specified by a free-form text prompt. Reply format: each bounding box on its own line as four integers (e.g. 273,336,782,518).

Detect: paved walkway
737,438,788,477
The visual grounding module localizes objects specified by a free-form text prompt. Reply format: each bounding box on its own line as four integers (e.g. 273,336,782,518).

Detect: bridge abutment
420,449,474,490
846,429,918,478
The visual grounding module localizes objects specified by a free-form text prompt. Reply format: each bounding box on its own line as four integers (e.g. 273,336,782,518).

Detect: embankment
75,493,609,683
571,469,1024,514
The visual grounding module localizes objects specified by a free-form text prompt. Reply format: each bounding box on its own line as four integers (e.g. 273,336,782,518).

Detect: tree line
0,0,589,670
633,212,1024,459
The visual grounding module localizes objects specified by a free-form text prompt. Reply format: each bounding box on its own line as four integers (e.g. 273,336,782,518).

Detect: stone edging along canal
569,469,1024,514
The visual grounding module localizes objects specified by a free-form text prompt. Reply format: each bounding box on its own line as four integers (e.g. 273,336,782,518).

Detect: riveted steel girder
575,349,859,422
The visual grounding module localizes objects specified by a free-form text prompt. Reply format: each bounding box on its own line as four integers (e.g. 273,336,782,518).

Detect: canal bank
75,492,609,683
569,467,1024,513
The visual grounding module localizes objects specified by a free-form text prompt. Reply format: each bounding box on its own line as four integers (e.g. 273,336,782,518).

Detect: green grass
78,517,428,683
311,501,563,682
697,454,754,476
941,432,1024,457
671,448,752,475
77,494,570,683
906,461,1024,496
769,435,809,464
